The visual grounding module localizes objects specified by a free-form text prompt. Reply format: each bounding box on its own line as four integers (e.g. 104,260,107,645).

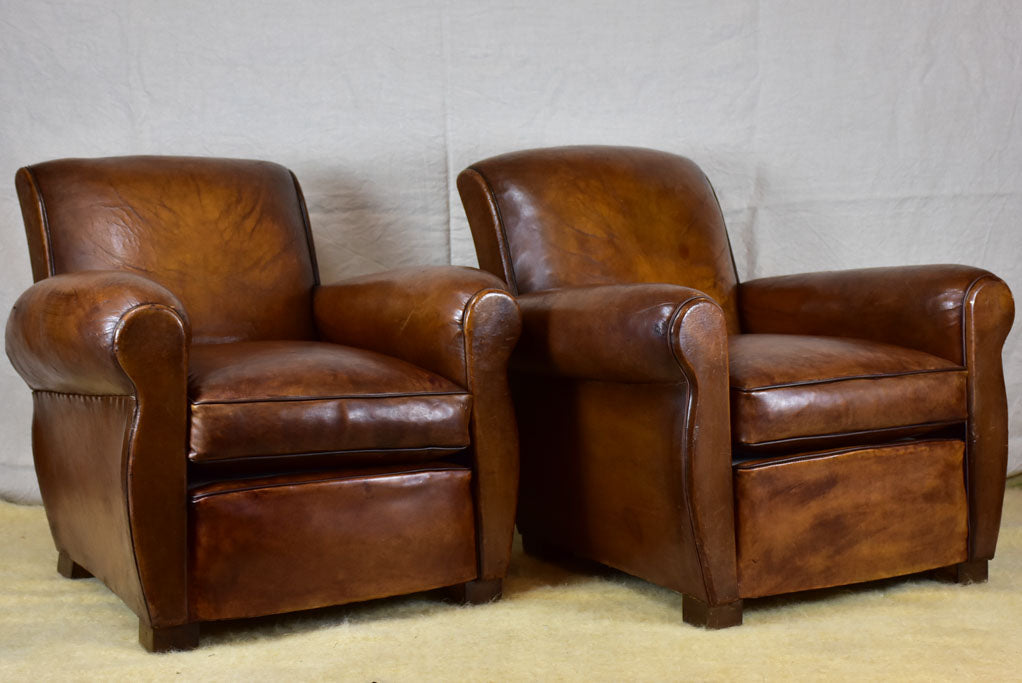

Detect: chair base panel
139,622,199,653
932,559,988,585
682,596,743,629
734,439,969,598
56,551,92,579
188,464,478,622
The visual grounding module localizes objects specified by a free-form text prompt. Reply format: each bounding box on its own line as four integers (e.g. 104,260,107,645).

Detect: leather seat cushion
729,334,968,451
187,341,472,464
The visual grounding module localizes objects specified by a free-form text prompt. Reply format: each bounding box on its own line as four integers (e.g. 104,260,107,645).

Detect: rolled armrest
313,266,520,387
515,283,726,382
739,264,1013,364
5,271,191,395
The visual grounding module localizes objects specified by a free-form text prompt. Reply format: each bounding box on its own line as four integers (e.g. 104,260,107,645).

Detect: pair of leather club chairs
5,147,1014,651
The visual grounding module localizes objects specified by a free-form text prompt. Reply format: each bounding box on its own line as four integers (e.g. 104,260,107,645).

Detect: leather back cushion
17,156,318,343
460,146,739,331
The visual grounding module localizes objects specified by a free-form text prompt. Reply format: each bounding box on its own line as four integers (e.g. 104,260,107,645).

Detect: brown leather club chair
458,145,1014,628
5,156,521,651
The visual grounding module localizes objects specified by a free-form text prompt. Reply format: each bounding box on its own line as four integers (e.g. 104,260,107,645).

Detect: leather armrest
313,266,520,387
515,283,727,382
5,271,191,395
739,264,1014,365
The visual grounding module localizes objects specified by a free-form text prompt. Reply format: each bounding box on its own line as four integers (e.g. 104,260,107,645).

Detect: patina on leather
6,155,522,652
458,144,1014,628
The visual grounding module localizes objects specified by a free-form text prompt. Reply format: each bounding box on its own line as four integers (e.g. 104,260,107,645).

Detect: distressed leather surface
734,440,969,598
459,145,740,333
729,334,968,450
17,156,318,344
7,156,524,642
189,464,477,621
458,145,1013,616
188,341,472,463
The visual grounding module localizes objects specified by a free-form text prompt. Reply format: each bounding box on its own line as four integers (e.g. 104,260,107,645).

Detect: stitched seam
737,419,964,449
190,390,471,406
33,389,133,399
190,445,467,464
734,437,963,470
466,167,520,294
190,465,467,500
290,169,320,287
959,273,995,560
732,366,966,392
703,170,742,296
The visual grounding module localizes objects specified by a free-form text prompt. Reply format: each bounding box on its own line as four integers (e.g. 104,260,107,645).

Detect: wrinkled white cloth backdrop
1,1,1019,502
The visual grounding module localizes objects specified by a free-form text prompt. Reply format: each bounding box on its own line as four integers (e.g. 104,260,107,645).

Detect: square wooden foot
139,622,200,653
448,578,503,605
933,559,988,585
56,551,92,579
682,595,743,629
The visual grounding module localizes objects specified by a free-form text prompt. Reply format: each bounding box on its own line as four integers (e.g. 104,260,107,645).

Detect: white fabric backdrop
1,0,1020,502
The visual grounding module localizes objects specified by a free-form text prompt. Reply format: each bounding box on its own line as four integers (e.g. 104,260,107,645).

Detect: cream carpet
2,488,1021,681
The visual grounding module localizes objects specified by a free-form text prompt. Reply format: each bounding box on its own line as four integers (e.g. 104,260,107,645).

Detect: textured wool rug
1,487,1020,681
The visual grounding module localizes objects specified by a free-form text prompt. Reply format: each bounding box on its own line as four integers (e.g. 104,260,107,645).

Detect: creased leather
313,265,511,387
5,270,190,396
734,440,968,598
457,145,1013,617
513,283,712,382
729,334,968,448
738,264,995,364
458,145,740,333
187,341,472,461
7,156,524,645
20,156,318,344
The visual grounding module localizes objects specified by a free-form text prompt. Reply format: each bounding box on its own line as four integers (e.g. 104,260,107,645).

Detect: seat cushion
188,341,472,465
729,334,967,451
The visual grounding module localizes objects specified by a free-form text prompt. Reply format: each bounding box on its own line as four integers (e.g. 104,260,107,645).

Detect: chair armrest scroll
515,283,726,382
5,271,191,395
313,265,519,386
739,264,1013,364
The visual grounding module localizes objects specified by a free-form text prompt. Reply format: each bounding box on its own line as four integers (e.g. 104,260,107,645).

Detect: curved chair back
458,145,740,331
15,156,319,343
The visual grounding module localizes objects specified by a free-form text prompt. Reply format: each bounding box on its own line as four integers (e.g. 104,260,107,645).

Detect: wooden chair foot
448,578,503,605
933,559,988,585
56,551,92,579
139,622,200,653
682,595,743,629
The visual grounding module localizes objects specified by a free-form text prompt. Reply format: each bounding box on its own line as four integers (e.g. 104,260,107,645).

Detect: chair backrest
458,145,740,332
15,156,320,343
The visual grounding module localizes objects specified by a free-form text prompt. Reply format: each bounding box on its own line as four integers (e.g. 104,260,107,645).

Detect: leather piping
702,171,742,293
23,166,56,278
959,273,998,557
735,418,965,450
189,445,467,464
733,438,962,470
465,166,521,295
190,390,471,405
114,302,188,627
668,295,718,603
189,465,468,501
289,170,321,287
732,366,966,392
